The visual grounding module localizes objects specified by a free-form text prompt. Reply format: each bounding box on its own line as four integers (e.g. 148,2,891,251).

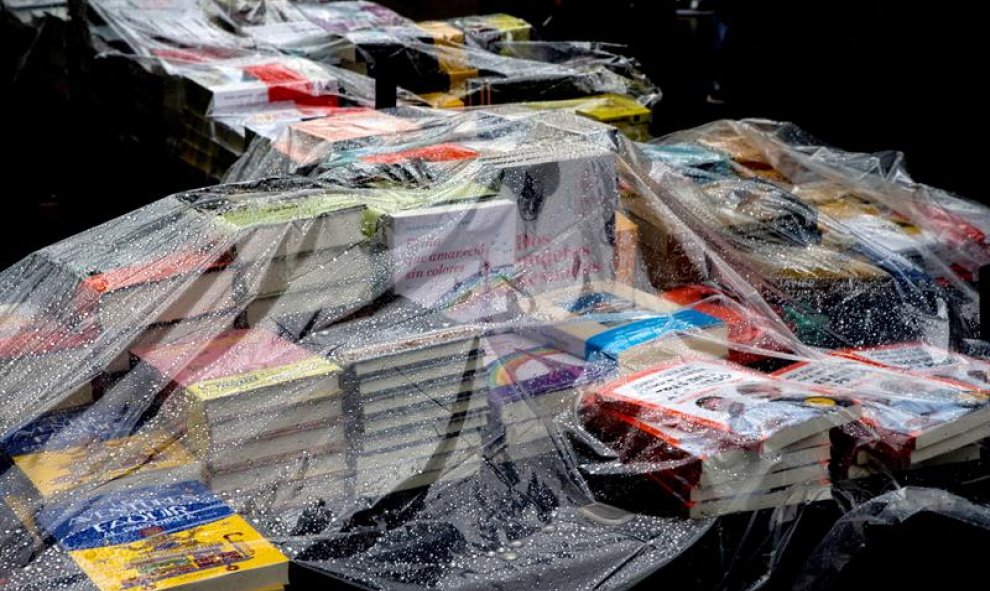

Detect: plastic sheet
59,0,656,186
2,112,989,590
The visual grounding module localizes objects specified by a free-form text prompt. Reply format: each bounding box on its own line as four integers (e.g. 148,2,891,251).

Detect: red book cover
0,305,98,358
359,143,479,164
591,358,857,449
663,284,786,365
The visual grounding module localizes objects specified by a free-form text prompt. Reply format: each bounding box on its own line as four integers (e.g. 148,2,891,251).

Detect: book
38,480,289,591
133,328,341,412
580,402,833,517
208,191,367,261
33,246,238,331
848,443,983,479
273,108,419,166
832,342,990,391
203,423,346,474
176,55,340,115
302,297,486,377
244,288,370,338
294,1,411,35
382,199,516,316
614,212,639,283
207,450,349,495
243,245,378,299
773,358,990,469
525,282,728,369
13,431,197,498
0,304,101,411
105,310,239,374
1,404,139,461
131,329,343,468
485,142,619,293
591,358,861,451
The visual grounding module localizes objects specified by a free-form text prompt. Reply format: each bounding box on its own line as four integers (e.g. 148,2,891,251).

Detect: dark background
2,1,986,267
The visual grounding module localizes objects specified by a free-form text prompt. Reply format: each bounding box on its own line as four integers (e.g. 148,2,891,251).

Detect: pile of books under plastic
1,111,990,589
52,0,657,182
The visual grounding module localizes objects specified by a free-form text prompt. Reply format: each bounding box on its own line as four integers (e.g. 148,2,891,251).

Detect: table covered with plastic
2,112,990,590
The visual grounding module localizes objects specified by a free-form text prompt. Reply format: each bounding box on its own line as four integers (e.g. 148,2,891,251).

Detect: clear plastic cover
3,0,990,588
2,111,989,589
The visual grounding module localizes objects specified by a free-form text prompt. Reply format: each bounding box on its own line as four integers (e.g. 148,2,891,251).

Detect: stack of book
485,332,604,462
580,358,861,518
774,353,990,477
524,281,728,371
131,328,348,509
0,304,103,412
303,297,489,499
37,480,289,591
167,54,345,180
185,187,379,336
27,209,242,377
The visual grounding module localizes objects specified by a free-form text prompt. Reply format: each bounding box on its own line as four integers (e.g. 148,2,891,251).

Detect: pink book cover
132,328,316,389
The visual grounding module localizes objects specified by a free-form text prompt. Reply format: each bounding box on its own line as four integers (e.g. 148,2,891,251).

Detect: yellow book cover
14,432,196,498
185,357,341,401
40,480,288,591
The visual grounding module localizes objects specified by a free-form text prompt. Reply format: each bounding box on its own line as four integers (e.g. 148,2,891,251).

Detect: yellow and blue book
39,480,288,591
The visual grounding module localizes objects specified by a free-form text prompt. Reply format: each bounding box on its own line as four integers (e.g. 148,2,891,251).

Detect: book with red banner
579,391,833,518
272,109,420,166
68,249,237,331
589,358,861,451
177,55,341,116
773,357,990,472
830,342,990,391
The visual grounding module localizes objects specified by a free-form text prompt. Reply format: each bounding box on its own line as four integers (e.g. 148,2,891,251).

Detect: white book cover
386,199,516,318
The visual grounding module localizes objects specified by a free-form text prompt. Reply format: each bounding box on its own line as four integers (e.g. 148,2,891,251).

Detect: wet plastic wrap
2,112,990,591
58,0,656,186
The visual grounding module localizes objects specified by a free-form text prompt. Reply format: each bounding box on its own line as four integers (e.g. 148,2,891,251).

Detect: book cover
215,191,366,261
274,109,419,165
773,359,990,464
385,199,516,315
1,405,136,459
832,342,990,391
133,329,338,397
488,143,619,293
527,282,728,367
484,332,600,406
178,55,340,114
38,480,288,591
592,358,860,450
13,432,196,498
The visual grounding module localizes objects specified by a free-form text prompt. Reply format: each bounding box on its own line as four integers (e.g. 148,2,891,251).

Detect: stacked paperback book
774,345,990,477
0,406,290,590
132,328,348,509
303,298,489,498
580,358,861,517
